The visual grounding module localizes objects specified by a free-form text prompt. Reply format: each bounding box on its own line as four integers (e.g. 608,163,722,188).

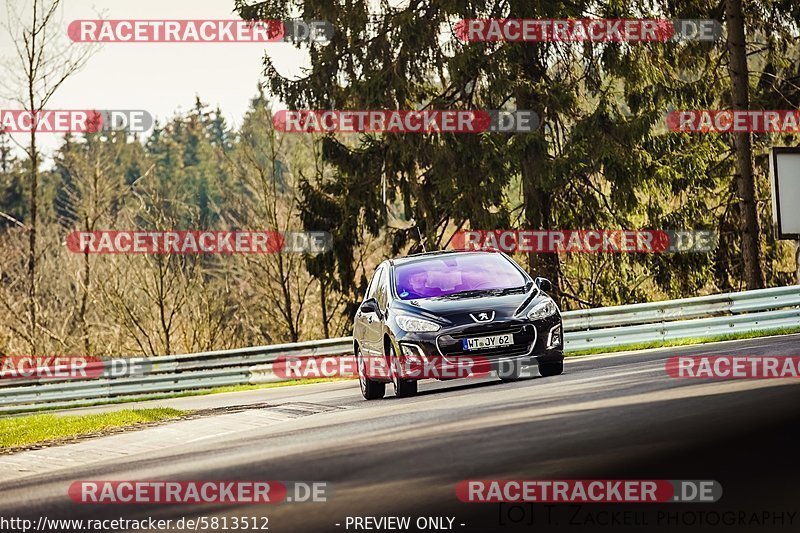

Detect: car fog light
547,325,563,349
401,344,424,364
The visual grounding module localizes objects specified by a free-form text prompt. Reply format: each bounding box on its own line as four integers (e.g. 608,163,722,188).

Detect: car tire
389,344,418,398
539,361,564,377
357,347,385,400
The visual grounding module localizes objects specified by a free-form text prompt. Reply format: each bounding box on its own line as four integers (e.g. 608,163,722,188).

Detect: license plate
462,334,514,351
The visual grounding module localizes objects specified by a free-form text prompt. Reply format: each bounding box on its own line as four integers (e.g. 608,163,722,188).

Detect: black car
352,250,564,399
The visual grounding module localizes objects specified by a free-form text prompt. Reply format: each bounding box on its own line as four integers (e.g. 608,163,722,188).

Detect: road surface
1,334,799,532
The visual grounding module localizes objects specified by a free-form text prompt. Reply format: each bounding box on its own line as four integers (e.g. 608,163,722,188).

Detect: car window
395,253,527,300
375,268,390,312
366,266,384,301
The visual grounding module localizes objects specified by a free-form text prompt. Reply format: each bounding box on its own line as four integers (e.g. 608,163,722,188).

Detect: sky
0,0,311,158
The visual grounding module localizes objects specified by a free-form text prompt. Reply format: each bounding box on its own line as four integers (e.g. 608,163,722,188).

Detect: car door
374,265,391,349
357,265,385,359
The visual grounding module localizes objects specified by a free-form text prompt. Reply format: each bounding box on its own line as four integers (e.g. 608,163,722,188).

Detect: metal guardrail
1,285,798,413
561,285,800,350
0,338,353,414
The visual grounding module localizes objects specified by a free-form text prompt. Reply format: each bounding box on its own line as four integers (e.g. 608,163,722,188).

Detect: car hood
391,287,546,325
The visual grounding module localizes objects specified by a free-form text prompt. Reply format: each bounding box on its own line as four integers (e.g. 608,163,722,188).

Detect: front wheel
389,344,418,398
539,360,564,377
357,347,385,400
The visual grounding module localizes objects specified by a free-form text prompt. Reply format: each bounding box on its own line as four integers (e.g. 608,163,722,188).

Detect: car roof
388,249,500,267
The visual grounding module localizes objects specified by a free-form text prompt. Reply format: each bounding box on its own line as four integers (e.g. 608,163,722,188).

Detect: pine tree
237,0,740,310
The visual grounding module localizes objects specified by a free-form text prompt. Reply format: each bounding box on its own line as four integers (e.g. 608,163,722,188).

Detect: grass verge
0,408,186,450
565,326,800,357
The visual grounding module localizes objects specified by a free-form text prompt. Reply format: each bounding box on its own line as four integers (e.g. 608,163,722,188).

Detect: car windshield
394,253,527,300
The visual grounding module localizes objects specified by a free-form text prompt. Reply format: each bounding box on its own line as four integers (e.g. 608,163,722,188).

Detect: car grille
436,325,536,359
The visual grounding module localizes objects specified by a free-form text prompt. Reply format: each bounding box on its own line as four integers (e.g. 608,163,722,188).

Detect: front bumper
395,314,563,380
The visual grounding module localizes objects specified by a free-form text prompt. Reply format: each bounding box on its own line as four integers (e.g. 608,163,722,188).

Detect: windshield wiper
494,286,527,295
439,286,526,299
436,289,494,299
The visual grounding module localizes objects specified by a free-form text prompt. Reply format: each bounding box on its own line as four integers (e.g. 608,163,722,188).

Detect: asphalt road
2,334,800,533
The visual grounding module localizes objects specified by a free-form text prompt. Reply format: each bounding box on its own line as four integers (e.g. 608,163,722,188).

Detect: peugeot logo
470,311,495,323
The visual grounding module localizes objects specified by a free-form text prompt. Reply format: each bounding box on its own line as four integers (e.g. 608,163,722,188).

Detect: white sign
769,147,800,239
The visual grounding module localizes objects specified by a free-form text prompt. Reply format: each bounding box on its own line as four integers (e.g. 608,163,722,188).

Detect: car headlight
396,315,441,332
527,298,558,320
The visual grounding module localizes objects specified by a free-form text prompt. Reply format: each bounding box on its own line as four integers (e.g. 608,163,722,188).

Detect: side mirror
535,277,552,292
360,298,379,314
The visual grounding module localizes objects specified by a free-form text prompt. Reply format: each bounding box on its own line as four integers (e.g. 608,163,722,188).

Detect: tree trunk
522,168,561,304
27,127,38,355
795,241,800,285
320,278,330,339
26,2,40,355
80,250,91,355
726,0,765,289
517,51,561,305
